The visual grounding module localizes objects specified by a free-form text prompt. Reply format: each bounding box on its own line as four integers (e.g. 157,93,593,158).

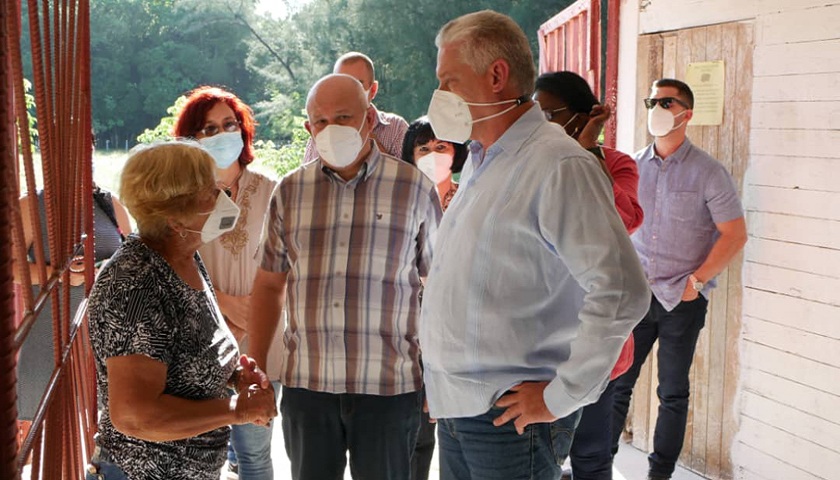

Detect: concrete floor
223,422,706,480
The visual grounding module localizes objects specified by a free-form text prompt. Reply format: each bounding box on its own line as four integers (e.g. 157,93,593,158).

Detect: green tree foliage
138,94,305,178
67,0,575,155
23,79,38,150
136,95,188,143
253,127,308,178
89,0,266,148
246,0,575,138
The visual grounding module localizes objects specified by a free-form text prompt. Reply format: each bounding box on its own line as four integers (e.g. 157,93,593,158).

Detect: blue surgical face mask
199,131,244,169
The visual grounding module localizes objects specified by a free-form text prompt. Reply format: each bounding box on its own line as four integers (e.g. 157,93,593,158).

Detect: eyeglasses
542,107,568,121
199,120,241,137
643,97,690,110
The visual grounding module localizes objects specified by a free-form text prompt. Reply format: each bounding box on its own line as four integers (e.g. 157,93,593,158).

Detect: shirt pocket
365,208,414,266
666,191,701,225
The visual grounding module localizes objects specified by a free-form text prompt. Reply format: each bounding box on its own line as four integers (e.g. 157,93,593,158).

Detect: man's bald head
306,73,369,120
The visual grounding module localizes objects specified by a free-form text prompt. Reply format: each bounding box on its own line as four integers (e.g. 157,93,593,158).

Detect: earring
179,230,187,239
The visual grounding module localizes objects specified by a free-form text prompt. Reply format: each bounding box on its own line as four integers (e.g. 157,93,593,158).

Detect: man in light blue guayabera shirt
419,10,651,480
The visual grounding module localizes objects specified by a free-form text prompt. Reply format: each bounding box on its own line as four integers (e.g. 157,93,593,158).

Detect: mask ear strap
514,95,530,106
472,95,534,125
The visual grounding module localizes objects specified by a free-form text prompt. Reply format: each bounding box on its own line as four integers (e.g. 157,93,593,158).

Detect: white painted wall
618,1,840,479
615,0,640,154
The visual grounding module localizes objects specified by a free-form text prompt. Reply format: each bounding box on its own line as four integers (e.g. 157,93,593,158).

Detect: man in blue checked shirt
610,78,746,480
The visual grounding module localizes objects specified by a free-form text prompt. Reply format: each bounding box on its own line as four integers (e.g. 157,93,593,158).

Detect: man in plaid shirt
302,51,408,162
248,73,441,480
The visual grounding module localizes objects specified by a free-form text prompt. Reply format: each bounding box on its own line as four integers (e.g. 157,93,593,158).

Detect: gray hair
435,10,536,96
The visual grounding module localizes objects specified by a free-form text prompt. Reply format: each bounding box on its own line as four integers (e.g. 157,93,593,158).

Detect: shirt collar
469,104,544,169
373,105,388,127
641,137,694,163
318,139,381,184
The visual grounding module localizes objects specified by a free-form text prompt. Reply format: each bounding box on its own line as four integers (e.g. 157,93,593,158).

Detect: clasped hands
231,355,277,427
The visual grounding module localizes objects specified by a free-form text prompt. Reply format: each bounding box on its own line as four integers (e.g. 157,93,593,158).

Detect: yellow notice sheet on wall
686,60,725,126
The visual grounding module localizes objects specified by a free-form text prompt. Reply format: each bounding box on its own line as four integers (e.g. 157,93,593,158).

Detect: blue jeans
280,386,422,480
611,295,708,478
569,380,618,480
437,406,581,480
85,447,128,480
229,380,280,480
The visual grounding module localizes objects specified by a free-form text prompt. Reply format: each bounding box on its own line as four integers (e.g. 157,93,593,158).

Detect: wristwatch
689,274,704,292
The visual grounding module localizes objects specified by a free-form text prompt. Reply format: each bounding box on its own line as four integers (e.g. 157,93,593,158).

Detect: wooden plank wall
735,2,840,479
628,22,754,480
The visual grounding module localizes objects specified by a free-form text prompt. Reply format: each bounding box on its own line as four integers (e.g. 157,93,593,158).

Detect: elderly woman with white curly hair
85,140,277,480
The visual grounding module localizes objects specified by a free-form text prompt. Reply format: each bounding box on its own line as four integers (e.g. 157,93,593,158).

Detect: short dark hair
535,71,599,114
401,117,468,174
653,78,694,109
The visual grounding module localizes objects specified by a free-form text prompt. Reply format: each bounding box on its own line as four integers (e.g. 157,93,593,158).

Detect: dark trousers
437,407,581,480
611,295,708,478
411,388,436,480
280,386,422,480
569,380,618,480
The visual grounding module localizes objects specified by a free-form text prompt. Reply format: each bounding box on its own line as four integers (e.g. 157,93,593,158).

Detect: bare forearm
111,394,238,442
247,270,286,370
695,229,747,281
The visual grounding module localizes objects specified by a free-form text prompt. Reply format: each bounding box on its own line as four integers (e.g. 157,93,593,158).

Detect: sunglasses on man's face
643,97,690,110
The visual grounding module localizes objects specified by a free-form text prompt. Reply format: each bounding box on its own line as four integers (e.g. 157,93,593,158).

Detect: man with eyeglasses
610,78,747,480
302,51,409,163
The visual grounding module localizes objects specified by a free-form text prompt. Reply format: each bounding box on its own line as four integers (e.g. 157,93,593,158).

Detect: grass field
21,148,288,199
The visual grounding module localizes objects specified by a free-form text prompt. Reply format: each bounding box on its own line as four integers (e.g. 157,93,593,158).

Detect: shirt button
336,271,343,276
343,214,349,219
333,302,340,308
340,242,347,247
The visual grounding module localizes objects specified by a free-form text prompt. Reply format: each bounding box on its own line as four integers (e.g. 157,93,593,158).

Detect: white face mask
647,105,687,137
184,191,241,243
427,89,527,144
416,151,453,184
314,115,368,169
199,131,244,169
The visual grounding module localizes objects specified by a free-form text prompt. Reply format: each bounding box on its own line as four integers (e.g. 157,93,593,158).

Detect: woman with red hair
173,86,279,480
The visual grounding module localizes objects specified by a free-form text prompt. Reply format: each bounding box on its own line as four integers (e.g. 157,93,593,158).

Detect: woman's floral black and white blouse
88,235,238,480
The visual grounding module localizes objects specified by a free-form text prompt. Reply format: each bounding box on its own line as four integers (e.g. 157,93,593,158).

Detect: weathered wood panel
751,101,840,131
631,21,753,479
733,442,822,480
746,211,840,250
737,406,840,480
758,3,840,45
741,341,840,396
753,72,840,102
742,287,840,341
753,40,840,77
747,155,840,192
635,3,840,479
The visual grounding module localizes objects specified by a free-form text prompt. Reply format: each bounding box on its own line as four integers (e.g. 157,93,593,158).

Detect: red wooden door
538,0,621,147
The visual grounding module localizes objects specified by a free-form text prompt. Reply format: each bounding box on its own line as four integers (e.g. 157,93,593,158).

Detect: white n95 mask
314,116,368,169
185,190,241,243
647,106,687,137
427,89,527,144
416,152,453,184
199,131,244,169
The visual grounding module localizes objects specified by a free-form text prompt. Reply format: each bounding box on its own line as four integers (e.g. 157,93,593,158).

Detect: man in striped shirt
248,74,441,480
302,52,409,162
